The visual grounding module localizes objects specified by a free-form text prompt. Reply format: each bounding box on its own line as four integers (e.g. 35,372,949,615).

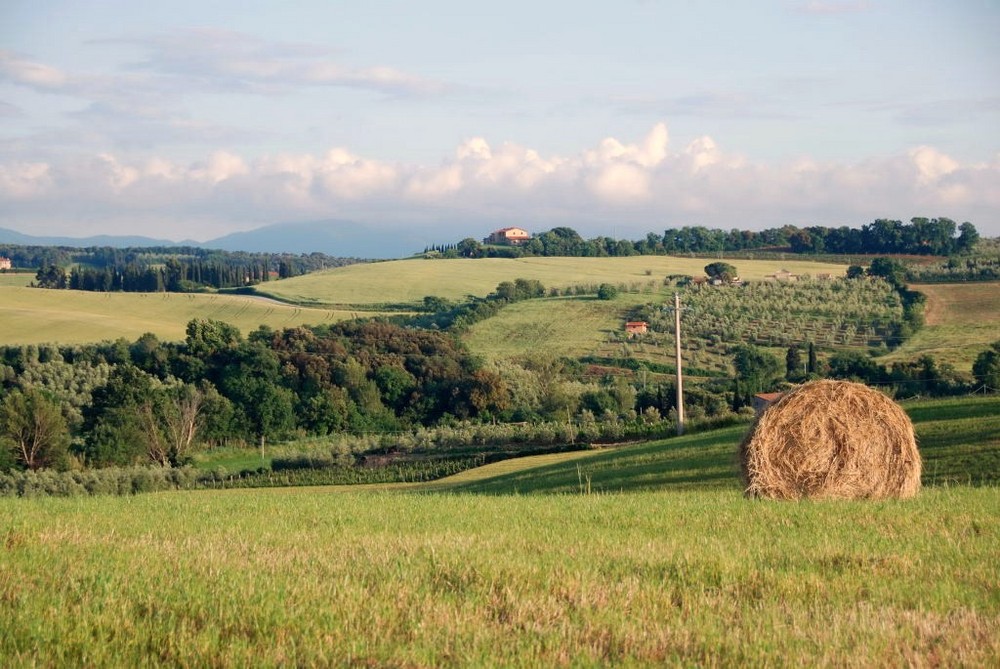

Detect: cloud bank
2,123,997,240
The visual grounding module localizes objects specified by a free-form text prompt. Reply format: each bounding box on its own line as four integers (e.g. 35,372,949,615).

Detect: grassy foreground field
1,489,997,666
253,255,849,306
0,286,365,345
3,395,999,666
880,282,1000,370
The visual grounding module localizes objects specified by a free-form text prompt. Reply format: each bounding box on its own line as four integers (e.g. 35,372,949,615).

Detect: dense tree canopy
460,218,980,261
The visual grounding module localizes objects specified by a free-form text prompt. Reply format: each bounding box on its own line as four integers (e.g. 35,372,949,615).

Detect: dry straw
739,379,921,500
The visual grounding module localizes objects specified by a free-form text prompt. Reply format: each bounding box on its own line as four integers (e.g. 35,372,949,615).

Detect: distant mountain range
0,220,437,259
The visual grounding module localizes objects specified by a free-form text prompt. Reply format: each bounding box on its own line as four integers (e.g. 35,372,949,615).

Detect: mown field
251,255,849,306
464,292,651,364
0,273,33,288
2,395,998,666
880,281,1000,371
0,286,365,345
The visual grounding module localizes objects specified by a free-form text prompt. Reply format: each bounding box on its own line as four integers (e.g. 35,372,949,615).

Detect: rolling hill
0,287,364,345
878,281,1000,370
249,255,851,306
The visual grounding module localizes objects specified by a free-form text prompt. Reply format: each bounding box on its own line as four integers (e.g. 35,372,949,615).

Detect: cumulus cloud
2,123,998,240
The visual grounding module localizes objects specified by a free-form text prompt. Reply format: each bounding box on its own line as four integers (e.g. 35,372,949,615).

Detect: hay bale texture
739,380,921,500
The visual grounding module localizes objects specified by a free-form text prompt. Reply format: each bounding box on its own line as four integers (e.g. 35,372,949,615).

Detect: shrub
597,283,618,300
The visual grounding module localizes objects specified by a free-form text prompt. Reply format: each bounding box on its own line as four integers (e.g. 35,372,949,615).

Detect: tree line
447,218,980,260
4,244,364,292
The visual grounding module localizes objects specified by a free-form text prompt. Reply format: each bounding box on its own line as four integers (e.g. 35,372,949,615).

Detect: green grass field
463,292,652,363
879,282,1000,370
0,286,366,345
1,395,998,666
252,255,849,306
1,489,996,666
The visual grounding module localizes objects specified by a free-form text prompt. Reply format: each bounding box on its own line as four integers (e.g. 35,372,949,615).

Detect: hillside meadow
0,256,846,346
463,292,651,364
251,255,850,306
0,286,364,345
880,281,1000,371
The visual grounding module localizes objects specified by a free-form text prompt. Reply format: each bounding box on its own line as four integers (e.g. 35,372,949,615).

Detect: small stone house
0,257,11,270
625,321,648,337
753,392,784,416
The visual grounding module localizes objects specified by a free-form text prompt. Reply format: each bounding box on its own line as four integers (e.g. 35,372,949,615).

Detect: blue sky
1,0,998,245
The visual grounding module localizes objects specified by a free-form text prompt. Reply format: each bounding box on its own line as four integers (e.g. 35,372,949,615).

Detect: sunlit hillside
0,286,362,345
251,256,849,306
879,282,1000,370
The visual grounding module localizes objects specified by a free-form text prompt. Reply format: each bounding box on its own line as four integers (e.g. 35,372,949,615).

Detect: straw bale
739,380,921,500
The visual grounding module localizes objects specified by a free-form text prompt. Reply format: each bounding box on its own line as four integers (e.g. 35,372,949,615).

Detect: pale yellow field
255,256,849,306
879,282,1000,371
0,286,367,345
0,273,33,287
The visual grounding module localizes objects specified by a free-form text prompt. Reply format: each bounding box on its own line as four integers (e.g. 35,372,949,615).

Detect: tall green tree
137,384,205,466
868,257,906,287
82,364,157,466
0,388,70,470
972,341,1000,391
34,264,67,289
785,345,803,381
955,222,980,254
704,262,738,281
732,345,782,398
220,342,296,447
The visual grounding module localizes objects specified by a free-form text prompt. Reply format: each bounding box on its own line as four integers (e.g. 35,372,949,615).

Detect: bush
0,465,201,498
597,283,619,300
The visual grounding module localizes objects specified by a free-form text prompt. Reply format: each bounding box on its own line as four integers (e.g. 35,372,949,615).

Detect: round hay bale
739,380,921,500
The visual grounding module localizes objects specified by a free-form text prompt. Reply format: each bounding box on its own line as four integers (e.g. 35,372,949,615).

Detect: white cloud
190,151,250,184
588,163,650,202
115,28,450,97
584,123,668,168
1,123,998,240
909,146,959,184
0,162,52,198
0,50,69,89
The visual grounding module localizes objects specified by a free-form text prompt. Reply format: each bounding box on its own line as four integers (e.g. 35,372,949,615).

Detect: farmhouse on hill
625,321,648,337
0,257,11,270
753,392,785,416
485,227,531,245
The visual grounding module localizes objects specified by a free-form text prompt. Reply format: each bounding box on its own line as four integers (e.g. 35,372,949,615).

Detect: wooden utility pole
673,292,685,435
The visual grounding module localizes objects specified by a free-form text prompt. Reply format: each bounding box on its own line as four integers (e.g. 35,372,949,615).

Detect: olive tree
0,388,70,470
